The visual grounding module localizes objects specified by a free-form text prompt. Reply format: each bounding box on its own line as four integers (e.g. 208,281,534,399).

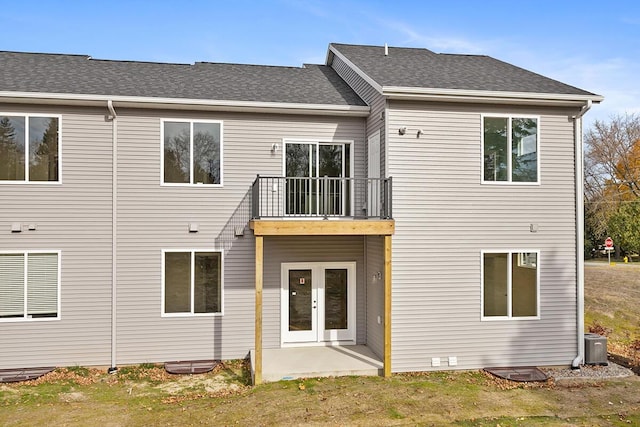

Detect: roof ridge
0,50,90,59
195,61,306,70
331,42,435,52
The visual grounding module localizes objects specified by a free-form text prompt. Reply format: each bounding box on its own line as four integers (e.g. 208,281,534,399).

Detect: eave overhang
382,86,604,107
0,91,371,117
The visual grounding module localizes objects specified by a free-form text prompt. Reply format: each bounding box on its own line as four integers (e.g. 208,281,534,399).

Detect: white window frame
480,249,540,321
160,118,224,187
282,138,355,216
0,113,62,184
161,249,224,317
0,250,61,322
480,114,540,185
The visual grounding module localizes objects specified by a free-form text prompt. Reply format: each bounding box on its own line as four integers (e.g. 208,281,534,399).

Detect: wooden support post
383,235,392,377
254,235,263,385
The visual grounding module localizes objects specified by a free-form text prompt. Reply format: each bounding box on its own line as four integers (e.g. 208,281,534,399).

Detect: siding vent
188,223,199,233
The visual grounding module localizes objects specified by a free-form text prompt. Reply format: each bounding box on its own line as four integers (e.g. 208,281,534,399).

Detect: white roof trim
383,86,604,105
0,91,371,117
328,46,384,94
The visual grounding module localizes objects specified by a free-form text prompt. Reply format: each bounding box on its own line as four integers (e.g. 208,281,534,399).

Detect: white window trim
480,114,540,186
0,113,62,185
160,118,224,187
0,250,61,322
480,249,540,321
161,249,224,317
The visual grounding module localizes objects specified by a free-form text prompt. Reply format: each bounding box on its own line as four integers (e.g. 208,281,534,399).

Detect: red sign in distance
605,237,614,248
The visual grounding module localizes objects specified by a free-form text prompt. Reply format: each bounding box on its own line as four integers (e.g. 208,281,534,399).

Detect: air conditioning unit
584,333,608,365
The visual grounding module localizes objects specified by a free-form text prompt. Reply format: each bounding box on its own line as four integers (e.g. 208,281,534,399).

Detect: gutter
0,91,370,117
107,100,118,373
571,99,592,369
383,87,604,107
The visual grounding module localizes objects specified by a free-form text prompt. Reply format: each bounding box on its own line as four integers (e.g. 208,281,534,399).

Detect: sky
1,0,638,128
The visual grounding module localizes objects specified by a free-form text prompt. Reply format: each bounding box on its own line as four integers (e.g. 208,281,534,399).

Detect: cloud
377,19,487,53
515,54,640,127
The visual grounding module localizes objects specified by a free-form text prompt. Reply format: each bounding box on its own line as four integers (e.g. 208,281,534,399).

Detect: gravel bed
542,362,634,380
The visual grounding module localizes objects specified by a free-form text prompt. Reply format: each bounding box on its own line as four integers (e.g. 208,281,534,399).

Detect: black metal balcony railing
251,176,392,219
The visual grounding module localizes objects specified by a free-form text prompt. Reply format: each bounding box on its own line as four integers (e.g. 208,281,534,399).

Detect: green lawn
585,262,640,360
0,265,639,426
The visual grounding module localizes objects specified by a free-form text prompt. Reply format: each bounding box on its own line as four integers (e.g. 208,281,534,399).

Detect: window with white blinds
0,251,59,321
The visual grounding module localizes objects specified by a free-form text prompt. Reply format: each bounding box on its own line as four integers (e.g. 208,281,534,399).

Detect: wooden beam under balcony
250,219,395,236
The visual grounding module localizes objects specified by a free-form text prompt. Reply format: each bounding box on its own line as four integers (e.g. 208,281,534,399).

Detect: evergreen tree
0,116,23,180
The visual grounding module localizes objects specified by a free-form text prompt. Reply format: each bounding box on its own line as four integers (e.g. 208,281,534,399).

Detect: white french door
281,262,356,345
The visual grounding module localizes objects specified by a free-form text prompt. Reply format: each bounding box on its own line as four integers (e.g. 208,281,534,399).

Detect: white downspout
571,99,592,369
107,100,118,373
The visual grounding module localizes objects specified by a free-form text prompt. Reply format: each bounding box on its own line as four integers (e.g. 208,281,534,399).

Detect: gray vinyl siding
330,55,386,178
365,236,385,359
115,109,366,363
386,101,579,371
0,104,113,368
262,236,366,348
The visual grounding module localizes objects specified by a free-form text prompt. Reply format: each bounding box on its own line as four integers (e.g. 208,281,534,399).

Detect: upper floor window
0,115,60,183
162,119,222,185
0,251,60,321
482,116,538,184
482,251,539,320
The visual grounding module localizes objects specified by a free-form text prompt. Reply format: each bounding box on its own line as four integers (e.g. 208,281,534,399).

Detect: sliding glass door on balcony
285,142,351,216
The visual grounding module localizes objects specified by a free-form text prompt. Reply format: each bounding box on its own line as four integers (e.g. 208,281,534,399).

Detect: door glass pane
483,117,508,181
163,121,190,183
319,144,343,215
511,118,538,182
288,269,312,331
29,117,59,182
483,253,508,316
0,116,25,181
324,268,348,330
286,144,312,214
194,252,221,313
193,122,221,184
165,252,191,313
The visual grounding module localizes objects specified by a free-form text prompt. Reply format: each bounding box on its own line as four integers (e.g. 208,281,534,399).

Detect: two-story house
0,43,601,384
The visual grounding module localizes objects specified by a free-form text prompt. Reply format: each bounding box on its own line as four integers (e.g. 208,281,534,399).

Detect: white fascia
327,46,384,94
383,86,604,106
0,91,370,117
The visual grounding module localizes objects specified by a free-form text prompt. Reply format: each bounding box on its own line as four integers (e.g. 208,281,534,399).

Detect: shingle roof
0,51,366,106
331,43,597,96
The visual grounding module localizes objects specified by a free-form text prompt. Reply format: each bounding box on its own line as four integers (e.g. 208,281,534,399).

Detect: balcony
250,175,393,237
251,176,392,220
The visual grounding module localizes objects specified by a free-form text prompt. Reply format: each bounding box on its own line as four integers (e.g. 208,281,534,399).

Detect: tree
0,116,24,180
30,117,59,181
608,199,640,255
584,113,640,251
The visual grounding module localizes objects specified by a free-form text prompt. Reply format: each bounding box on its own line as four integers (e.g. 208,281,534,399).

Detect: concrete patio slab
251,345,383,382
